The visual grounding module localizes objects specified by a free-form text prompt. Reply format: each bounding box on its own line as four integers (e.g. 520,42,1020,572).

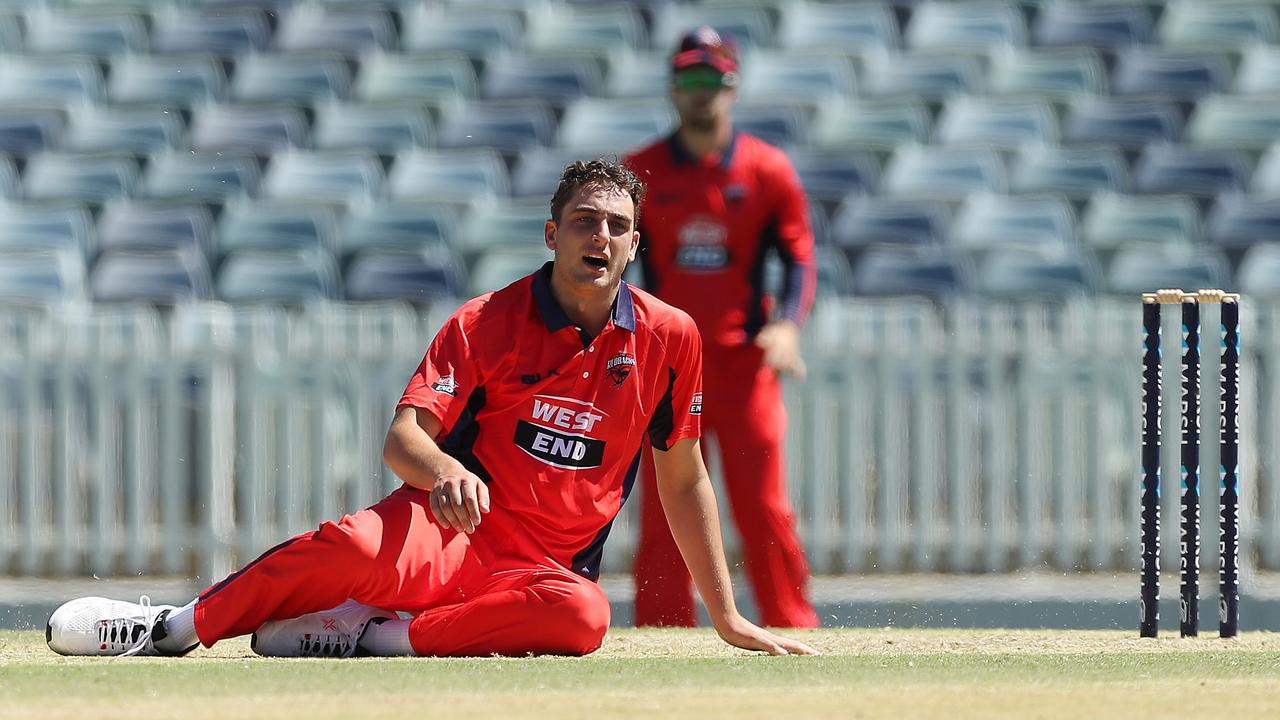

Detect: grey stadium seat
231,53,352,104
737,51,857,105
150,6,271,56
1111,48,1231,101
524,3,647,54
338,201,461,260
1082,192,1201,257
0,56,104,104
905,1,1027,50
1186,96,1280,151
555,98,673,155
1011,145,1130,199
1206,193,1280,268
777,1,899,52
344,247,466,306
260,151,385,204
216,200,338,259
62,105,184,155
481,54,603,105
1157,0,1279,50
274,4,396,54
90,248,214,305
1238,242,1280,297
0,248,86,306
437,100,557,155
388,148,510,203
142,150,260,203
987,47,1107,99
216,250,340,306
23,153,138,204
512,146,593,200
400,6,523,60
1132,144,1251,197
784,148,880,205
733,102,810,147
190,104,309,154
882,144,1008,201
832,196,951,257
23,7,148,55
312,101,432,153
0,202,93,253
96,201,213,259
0,106,64,157
862,49,985,100
1234,44,1280,95
651,5,775,52
1033,0,1152,49
1064,98,1183,150
355,52,478,104
951,193,1076,258
109,54,227,107
468,243,553,296
976,247,1098,300
810,98,931,151
457,198,551,260
935,97,1058,150
852,246,972,302
1105,245,1229,296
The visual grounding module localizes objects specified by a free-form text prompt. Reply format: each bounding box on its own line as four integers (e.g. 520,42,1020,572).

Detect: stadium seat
337,201,460,260
604,50,672,99
905,1,1027,50
555,98,674,155
90,248,214,304
215,250,340,306
97,201,213,259
987,47,1107,99
783,148,880,204
1105,245,1228,296
274,4,396,54
1234,44,1280,94
457,198,551,260
851,246,972,301
0,248,86,306
1132,143,1251,197
1064,98,1183,150
437,100,557,155
1237,242,1280,297
216,200,338,259
354,52,479,104
524,3,647,54
812,243,854,297
23,6,148,55
344,247,465,305
0,12,17,54
977,247,1098,299
150,6,271,56
935,97,1058,149
481,54,603,105
733,102,810,147
1082,192,1201,257
23,153,138,204
468,243,552,296
1157,0,1278,49
1011,145,1129,198
189,104,309,153
0,202,93,253
388,148,510,203
400,6,523,59
862,49,985,100
0,56,104,104
882,145,1008,201
512,146,594,199
1253,143,1280,197
1206,193,1280,267
231,53,352,104
1111,48,1231,101
810,98,931,151
63,105,184,155
737,51,856,104
109,54,227,107
0,106,64,156
1186,96,1280,151
260,150,384,204
312,101,432,153
777,1,899,52
651,4,776,52
141,149,260,203
951,193,1076,258
0,156,18,199
1033,0,1153,49
830,196,950,263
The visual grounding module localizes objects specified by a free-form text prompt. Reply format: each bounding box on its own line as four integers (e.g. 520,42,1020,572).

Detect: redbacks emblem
606,351,636,387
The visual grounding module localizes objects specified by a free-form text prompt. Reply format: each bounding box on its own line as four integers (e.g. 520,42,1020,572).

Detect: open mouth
583,256,608,270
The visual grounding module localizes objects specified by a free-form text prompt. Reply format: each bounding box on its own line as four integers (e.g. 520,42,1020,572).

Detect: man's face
671,66,737,132
545,182,639,292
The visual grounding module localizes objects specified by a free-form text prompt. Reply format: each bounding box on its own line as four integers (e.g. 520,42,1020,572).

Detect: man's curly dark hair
549,158,646,225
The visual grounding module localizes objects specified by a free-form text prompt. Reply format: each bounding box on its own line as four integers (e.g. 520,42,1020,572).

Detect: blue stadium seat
0,156,18,199
0,248,86,306
1186,95,1280,151
737,51,857,104
190,104,308,153
312,101,432,153
1132,143,1251,197
831,196,950,260
1106,245,1229,296
1206,193,1280,266
481,54,603,105
1234,44,1280,94
141,149,260,203
882,145,1007,201
151,6,271,56
977,247,1098,299
216,200,337,259
97,201,213,259
810,98,931,151
457,198,550,260
24,153,138,204
109,54,227,107
0,106,64,156
525,3,646,54
260,151,385,204
1082,192,1200,257
0,56,103,104
862,49,985,100
437,100,557,155
1011,145,1129,198
512,146,591,199
216,250,340,306
1253,143,1280,197
812,243,854,297
987,47,1107,99
733,102,809,147
1064,98,1183,150
388,148,510,203
400,6,523,59
0,202,92,253
275,4,396,54
1157,0,1279,49
231,53,352,104
777,1,899,52
604,50,671,99
0,12,17,54
784,148,880,204
555,98,673,155
23,6,148,55
1033,0,1152,49
345,247,465,305
1111,48,1231,101
1238,242,1280,297
338,201,460,259
91,248,214,304
63,105,184,155
951,193,1076,258
354,52,478,103
935,97,1058,149
651,4,775,52
851,246,972,301
905,1,1026,50
468,243,552,296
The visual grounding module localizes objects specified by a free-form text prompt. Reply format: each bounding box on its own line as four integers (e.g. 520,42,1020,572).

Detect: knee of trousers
536,580,611,656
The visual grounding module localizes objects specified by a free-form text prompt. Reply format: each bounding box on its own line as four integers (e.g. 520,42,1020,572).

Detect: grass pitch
3,628,1279,720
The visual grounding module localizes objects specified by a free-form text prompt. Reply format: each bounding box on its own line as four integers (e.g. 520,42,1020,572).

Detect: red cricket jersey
397,263,703,579
625,132,817,349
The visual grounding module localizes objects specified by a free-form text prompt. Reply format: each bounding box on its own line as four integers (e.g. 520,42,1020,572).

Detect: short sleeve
646,315,703,451
396,312,481,434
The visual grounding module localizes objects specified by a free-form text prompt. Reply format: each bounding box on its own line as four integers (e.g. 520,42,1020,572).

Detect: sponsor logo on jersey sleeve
431,374,459,397
689,392,703,415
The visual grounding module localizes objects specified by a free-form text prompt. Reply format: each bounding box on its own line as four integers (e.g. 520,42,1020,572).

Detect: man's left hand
715,614,819,656
754,320,806,379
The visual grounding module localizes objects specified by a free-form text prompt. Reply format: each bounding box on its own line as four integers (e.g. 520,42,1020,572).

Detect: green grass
4,629,1280,719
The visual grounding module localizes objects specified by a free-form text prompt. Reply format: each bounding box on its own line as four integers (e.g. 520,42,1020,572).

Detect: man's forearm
383,409,466,491
656,474,740,629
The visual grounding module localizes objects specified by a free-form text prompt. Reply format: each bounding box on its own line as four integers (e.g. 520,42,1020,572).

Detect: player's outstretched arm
384,406,490,534
651,437,819,656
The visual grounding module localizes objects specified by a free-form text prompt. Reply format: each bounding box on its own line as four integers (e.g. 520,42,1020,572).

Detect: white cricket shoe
47,595,179,657
250,599,395,658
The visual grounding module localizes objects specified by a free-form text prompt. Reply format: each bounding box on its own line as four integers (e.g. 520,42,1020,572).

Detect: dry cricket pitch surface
3,628,1280,720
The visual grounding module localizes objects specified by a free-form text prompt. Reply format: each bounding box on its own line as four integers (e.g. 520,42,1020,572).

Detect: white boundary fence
2,297,1278,582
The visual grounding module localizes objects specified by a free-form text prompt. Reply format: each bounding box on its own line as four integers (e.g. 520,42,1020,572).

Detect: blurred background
1,0,1280,632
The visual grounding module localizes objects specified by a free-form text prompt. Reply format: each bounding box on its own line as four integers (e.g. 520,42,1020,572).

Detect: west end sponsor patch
606,351,636,388
431,374,459,396
689,391,703,415
514,396,607,469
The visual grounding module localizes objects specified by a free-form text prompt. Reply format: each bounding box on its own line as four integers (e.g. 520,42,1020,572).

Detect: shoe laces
117,595,160,657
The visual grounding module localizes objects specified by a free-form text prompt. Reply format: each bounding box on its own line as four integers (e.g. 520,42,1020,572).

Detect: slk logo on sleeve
431,374,459,397
689,392,703,415
606,351,636,387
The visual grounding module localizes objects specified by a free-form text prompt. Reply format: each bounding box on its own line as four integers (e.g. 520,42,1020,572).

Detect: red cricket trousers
193,485,611,656
633,344,818,628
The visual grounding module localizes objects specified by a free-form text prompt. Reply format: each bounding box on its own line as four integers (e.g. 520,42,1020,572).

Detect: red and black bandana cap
671,25,740,78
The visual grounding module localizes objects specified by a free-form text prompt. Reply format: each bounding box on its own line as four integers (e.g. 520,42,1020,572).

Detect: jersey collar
667,129,739,171
531,261,636,334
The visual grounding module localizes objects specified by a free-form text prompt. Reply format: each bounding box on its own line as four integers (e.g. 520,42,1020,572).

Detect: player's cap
671,26,739,76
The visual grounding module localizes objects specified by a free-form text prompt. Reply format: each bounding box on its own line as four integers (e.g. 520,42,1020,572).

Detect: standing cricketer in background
625,27,819,629
46,159,816,659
